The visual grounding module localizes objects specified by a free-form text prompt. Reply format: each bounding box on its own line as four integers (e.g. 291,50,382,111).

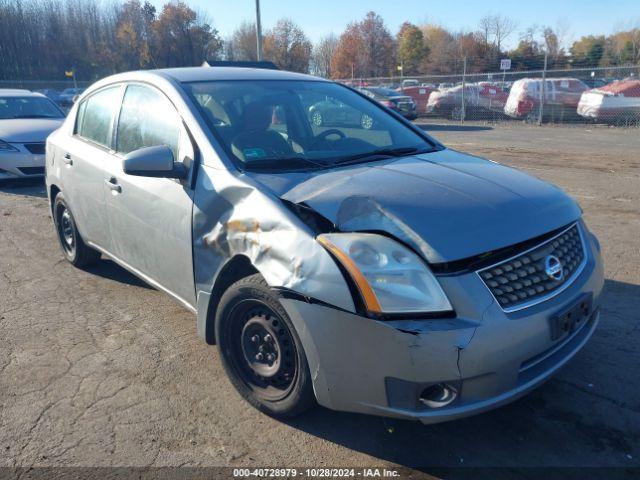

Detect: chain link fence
3,65,640,125
337,64,640,126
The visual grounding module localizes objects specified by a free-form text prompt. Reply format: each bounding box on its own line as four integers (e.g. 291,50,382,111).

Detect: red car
504,78,588,120
577,79,640,123
396,85,437,114
426,82,509,119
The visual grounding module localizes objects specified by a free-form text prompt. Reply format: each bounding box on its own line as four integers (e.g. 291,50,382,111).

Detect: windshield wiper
242,156,327,171
332,146,431,166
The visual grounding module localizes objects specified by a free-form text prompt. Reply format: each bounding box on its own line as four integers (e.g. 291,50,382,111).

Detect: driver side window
116,84,181,160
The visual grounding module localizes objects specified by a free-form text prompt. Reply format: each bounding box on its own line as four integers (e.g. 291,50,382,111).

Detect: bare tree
228,21,258,61
492,15,517,51
311,34,338,77
479,14,517,52
263,18,312,73
478,15,492,44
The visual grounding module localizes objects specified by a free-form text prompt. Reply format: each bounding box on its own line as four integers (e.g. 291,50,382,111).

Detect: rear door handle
62,153,73,165
105,177,122,193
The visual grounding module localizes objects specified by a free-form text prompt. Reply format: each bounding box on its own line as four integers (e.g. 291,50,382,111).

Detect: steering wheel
309,129,346,150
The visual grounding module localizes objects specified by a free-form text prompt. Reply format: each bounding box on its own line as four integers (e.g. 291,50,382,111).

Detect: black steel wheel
215,274,316,417
53,192,100,267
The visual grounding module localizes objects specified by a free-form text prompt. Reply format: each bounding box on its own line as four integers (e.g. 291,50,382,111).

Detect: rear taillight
380,100,395,108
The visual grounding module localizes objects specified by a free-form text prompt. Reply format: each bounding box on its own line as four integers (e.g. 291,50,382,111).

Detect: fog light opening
419,383,458,408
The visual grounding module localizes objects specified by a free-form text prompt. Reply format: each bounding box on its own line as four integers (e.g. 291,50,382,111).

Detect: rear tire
215,274,316,418
53,192,100,268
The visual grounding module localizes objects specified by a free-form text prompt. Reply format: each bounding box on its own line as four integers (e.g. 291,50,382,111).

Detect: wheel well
204,255,259,344
49,184,60,214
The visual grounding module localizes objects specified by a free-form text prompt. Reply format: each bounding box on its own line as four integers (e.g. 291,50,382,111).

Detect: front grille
477,224,586,311
17,167,45,175
23,143,45,154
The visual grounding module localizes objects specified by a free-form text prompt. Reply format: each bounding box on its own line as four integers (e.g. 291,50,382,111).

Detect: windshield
0,96,64,119
184,80,436,171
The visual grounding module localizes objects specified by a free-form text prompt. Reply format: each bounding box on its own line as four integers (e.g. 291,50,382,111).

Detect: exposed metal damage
192,164,355,315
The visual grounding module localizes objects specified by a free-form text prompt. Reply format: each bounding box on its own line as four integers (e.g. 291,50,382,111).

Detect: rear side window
116,84,180,158
77,86,121,147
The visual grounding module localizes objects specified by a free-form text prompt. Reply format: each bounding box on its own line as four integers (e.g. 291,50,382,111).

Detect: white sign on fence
500,59,512,71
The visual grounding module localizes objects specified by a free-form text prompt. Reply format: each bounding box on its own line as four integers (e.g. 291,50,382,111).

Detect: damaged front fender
192,164,355,340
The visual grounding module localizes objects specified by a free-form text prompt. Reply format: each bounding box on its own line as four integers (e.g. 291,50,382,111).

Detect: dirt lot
1,123,639,476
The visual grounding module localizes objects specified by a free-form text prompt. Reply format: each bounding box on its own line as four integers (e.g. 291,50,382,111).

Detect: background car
577,79,640,124
426,82,509,119
504,77,589,120
34,88,62,105
57,87,85,110
398,85,437,114
359,86,417,119
308,97,374,129
0,89,65,180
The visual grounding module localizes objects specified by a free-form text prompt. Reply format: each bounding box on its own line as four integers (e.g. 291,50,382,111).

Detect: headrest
242,102,272,132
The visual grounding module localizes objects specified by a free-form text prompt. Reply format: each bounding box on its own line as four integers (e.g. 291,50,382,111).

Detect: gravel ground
0,122,639,477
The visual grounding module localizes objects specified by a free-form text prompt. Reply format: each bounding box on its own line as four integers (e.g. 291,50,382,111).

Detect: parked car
397,85,437,114
308,97,374,129
46,66,603,423
577,79,640,123
504,78,589,120
34,88,62,105
360,87,417,119
58,87,85,110
401,78,420,88
426,82,509,119
0,89,65,180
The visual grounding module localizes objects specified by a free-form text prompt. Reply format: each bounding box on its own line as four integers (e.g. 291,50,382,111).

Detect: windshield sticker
243,148,267,159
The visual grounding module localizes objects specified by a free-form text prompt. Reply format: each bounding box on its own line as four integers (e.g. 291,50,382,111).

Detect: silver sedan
45,66,604,423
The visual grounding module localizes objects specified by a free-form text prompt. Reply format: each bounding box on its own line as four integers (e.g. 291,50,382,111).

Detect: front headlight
317,233,452,314
0,140,19,153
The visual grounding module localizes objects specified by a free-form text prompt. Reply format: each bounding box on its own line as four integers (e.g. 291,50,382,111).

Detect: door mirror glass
122,145,187,179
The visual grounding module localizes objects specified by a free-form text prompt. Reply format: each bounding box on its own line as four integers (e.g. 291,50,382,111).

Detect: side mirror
122,145,187,179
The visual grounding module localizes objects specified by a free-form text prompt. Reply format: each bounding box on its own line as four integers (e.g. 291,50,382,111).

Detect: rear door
60,85,124,251
102,83,196,308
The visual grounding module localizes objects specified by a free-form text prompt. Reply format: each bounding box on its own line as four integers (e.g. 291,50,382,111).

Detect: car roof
154,66,326,83
0,89,44,97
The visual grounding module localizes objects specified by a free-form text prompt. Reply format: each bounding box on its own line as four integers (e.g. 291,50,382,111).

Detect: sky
150,0,639,50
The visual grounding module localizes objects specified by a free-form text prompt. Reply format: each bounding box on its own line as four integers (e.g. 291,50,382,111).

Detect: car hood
0,118,64,143
249,149,581,263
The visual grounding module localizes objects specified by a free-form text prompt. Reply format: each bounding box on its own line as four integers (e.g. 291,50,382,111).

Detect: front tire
53,192,100,267
310,110,323,127
215,274,316,418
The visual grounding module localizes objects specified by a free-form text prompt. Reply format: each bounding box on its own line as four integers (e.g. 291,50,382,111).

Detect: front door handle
105,177,122,193
62,153,73,165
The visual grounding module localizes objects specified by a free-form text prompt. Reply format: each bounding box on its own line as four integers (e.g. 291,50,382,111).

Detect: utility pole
255,0,263,61
538,52,548,126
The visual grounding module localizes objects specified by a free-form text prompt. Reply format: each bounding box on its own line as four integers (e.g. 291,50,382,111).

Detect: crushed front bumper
281,225,604,424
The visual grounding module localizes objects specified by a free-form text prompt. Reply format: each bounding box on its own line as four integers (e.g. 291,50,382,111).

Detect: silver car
45,67,604,423
1,89,65,180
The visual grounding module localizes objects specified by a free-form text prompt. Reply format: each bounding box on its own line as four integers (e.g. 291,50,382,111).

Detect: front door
60,85,123,251
102,83,196,308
